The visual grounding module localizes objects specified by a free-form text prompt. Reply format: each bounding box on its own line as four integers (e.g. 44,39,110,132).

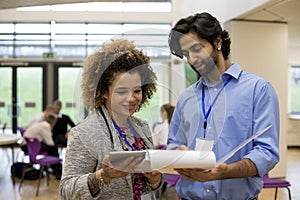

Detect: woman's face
104,72,143,120
160,109,168,121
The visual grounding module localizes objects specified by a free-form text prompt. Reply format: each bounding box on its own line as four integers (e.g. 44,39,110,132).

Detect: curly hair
81,39,157,111
169,12,231,60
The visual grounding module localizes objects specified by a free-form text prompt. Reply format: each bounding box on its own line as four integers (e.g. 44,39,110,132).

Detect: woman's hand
144,171,162,189
100,155,144,180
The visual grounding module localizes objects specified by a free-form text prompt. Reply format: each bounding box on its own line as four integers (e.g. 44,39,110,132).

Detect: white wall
225,20,288,178
289,46,300,65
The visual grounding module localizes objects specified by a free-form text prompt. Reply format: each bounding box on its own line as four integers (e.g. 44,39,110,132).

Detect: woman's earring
217,47,221,51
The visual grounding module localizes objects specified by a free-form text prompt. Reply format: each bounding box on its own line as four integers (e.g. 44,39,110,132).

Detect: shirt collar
195,63,242,88
224,63,243,80
56,113,62,118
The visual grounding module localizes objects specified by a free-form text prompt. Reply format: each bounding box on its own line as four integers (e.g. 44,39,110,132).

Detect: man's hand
175,145,191,150
175,163,228,182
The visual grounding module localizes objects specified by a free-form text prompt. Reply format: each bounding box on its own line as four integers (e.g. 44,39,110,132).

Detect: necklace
112,119,141,151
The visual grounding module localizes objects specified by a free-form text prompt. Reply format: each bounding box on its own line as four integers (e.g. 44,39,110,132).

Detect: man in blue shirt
167,12,280,199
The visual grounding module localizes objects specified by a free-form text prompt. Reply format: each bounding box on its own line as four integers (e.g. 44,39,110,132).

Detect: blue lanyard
201,77,233,138
112,119,141,151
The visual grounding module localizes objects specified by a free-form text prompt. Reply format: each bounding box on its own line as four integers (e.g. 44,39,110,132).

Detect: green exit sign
43,52,56,58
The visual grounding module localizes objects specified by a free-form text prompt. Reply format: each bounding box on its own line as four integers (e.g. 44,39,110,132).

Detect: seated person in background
52,100,75,147
27,105,55,128
22,114,62,180
152,104,175,147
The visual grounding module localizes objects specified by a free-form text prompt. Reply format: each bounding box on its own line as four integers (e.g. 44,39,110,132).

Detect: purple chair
19,137,62,196
18,127,48,160
158,173,181,200
17,127,25,135
262,173,291,200
164,173,181,186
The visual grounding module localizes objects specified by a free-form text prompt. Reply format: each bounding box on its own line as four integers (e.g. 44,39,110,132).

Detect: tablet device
109,151,146,166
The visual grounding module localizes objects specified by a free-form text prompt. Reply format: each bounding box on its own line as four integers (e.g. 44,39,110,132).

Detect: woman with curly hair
59,39,162,200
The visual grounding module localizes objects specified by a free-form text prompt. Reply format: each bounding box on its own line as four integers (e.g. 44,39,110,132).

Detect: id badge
195,138,214,151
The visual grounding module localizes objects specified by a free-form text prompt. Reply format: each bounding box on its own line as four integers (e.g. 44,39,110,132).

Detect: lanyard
112,119,141,151
201,77,232,138
98,107,114,149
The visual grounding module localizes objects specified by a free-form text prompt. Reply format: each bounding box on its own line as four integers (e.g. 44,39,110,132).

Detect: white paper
109,126,271,174
110,149,217,174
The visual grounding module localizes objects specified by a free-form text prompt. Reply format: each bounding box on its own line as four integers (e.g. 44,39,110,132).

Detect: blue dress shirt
167,63,280,200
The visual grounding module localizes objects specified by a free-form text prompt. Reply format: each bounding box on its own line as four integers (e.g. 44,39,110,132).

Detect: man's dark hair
169,12,231,60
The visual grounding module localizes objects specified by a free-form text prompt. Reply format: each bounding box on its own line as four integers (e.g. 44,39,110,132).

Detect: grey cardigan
59,106,154,200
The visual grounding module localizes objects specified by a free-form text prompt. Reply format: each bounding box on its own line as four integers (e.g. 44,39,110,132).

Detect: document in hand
109,150,216,174
109,125,272,174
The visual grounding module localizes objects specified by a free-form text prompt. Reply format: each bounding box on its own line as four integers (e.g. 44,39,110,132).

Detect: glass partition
17,67,43,128
0,67,12,130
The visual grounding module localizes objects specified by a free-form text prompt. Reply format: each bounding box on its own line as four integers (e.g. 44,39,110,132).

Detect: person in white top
27,105,55,128
152,104,175,147
22,114,62,179
24,114,57,146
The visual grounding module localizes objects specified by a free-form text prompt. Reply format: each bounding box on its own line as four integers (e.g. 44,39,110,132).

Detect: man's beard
190,49,219,77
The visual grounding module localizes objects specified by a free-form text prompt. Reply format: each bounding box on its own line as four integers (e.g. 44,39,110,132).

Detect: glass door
0,67,12,132
54,64,85,124
0,65,44,133
17,67,43,128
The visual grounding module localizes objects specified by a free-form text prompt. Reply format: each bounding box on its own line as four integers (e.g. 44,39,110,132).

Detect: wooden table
0,134,21,185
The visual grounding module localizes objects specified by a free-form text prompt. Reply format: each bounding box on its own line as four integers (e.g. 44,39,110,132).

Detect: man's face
54,104,61,114
179,32,218,77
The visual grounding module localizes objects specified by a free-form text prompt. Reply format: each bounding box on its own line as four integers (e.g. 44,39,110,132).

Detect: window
134,61,167,127
58,67,85,124
0,23,14,33
0,20,173,126
185,62,199,87
0,22,171,58
290,65,300,115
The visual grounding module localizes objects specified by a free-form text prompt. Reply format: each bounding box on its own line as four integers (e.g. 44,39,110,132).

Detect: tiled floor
0,147,299,200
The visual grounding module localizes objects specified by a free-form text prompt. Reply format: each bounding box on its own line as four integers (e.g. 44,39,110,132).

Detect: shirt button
214,88,217,91
206,189,210,192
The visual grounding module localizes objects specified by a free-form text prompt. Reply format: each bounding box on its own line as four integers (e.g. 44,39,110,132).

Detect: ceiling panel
0,0,167,10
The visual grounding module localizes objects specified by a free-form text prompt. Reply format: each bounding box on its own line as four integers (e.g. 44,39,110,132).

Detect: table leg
10,145,15,185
